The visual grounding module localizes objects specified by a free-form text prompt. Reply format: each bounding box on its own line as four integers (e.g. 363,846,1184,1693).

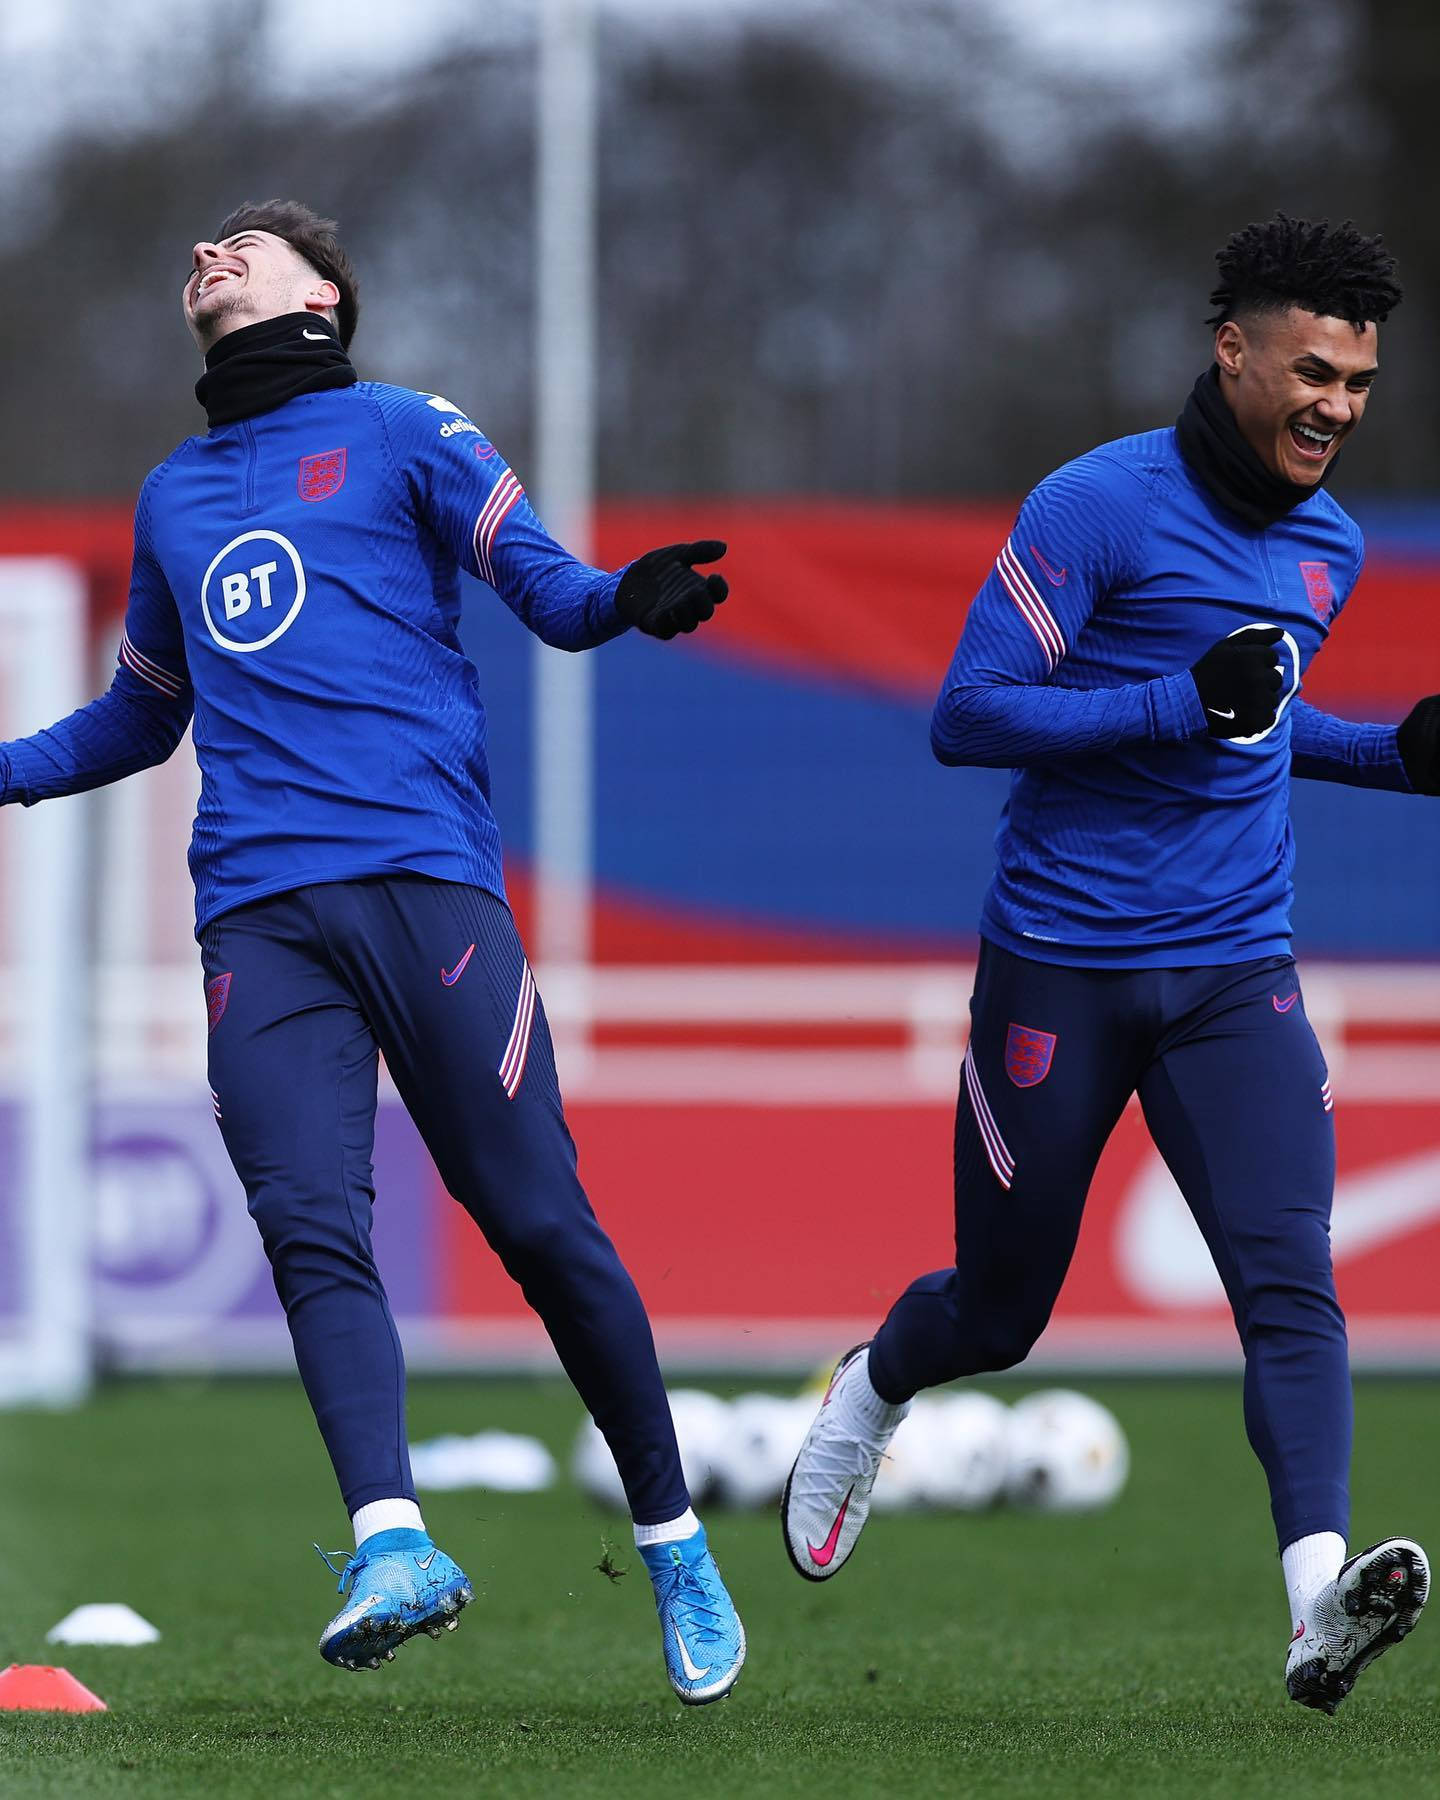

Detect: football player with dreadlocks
784,214,1439,1714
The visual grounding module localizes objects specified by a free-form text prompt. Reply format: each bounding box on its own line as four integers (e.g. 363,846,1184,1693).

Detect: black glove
1190,626,1284,738
615,540,728,640
1398,694,1440,794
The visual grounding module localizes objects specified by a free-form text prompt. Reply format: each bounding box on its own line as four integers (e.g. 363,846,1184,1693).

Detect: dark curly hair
215,198,360,348
1206,213,1401,330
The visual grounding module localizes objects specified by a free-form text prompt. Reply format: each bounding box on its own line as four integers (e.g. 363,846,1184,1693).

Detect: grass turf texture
0,1377,1437,1798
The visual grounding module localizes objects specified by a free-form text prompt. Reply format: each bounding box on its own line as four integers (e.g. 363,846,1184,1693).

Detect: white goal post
0,558,91,1404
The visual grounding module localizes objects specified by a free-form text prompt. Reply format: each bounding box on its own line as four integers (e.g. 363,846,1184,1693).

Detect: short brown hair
215,198,360,348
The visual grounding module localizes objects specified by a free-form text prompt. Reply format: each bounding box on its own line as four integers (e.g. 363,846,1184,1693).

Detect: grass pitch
0,1374,1437,1798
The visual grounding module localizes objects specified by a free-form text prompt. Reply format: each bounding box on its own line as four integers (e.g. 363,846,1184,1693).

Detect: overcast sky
0,0,1241,181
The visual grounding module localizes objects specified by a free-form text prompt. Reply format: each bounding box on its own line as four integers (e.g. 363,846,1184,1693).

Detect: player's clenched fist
1189,625,1285,738
615,540,728,640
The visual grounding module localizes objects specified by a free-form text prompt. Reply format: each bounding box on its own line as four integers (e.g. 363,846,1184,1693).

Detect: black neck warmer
195,312,357,429
1174,363,1334,530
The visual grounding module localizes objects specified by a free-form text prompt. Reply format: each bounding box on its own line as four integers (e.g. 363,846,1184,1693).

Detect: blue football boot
638,1524,746,1705
315,1527,474,1670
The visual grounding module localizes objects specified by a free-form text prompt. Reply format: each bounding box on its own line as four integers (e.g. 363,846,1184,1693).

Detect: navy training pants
200,876,688,1524
867,940,1347,1551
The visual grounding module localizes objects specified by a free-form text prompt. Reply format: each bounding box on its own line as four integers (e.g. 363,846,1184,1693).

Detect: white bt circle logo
201,530,307,652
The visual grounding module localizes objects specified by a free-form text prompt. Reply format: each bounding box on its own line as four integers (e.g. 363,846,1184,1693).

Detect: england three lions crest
1005,1022,1056,1088
205,972,232,1034
1299,561,1334,622
298,448,347,502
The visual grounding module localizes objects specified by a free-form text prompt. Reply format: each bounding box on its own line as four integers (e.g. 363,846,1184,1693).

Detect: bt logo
200,530,307,652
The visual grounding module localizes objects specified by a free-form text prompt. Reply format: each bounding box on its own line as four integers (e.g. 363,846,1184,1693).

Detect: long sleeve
931,456,1206,767
1,491,193,805
1289,697,1412,792
372,386,626,650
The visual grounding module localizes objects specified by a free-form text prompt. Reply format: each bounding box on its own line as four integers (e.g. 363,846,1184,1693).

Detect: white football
920,1390,1013,1510
869,1399,942,1511
667,1387,732,1506
571,1415,627,1510
571,1387,731,1510
1005,1389,1129,1511
711,1393,810,1510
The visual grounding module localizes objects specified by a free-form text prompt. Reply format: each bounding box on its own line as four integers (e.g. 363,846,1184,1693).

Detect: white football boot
781,1343,909,1581
1286,1537,1429,1714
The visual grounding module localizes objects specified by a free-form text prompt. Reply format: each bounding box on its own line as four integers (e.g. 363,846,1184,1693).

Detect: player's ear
305,278,341,314
1214,319,1246,377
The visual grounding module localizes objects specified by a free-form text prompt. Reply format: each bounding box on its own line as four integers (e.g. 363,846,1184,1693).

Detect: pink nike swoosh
1273,992,1299,1014
806,1486,854,1568
441,943,477,987
1029,544,1068,586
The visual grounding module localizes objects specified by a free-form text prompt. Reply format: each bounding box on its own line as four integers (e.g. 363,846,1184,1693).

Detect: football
710,1393,810,1510
920,1389,1013,1510
1005,1389,1130,1511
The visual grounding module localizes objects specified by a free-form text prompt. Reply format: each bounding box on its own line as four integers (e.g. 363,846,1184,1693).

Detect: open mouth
1288,421,1338,463
194,267,242,304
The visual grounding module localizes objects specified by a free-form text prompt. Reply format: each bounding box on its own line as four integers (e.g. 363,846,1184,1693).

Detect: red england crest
298,447,347,502
206,972,232,1034
1299,561,1334,621
1005,1022,1056,1088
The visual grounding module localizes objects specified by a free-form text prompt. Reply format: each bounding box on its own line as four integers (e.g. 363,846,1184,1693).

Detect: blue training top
934,427,1410,967
0,384,625,932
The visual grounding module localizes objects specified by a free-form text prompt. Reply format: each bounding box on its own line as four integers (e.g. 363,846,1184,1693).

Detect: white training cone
47,1604,160,1647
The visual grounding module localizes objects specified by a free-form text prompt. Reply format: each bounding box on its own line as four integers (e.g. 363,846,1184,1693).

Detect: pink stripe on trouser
964,1048,1015,1189
499,963,537,1099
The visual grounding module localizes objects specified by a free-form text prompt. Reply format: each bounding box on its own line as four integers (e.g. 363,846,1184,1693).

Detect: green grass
0,1375,1437,1797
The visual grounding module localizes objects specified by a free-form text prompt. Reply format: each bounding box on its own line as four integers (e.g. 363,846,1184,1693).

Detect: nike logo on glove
1208,707,1236,722
806,1487,854,1567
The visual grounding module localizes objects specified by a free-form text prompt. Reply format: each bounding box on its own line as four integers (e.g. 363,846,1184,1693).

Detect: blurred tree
0,0,1430,503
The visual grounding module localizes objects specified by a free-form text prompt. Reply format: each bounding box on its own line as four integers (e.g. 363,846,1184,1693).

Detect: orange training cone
0,1664,107,1711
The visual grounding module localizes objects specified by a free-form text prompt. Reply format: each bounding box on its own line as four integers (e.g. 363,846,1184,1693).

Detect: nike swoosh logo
417,1549,438,1571
672,1623,711,1682
806,1486,853,1567
441,943,476,987
1291,1620,1306,1643
1028,544,1068,586
1273,992,1300,1014
1207,707,1236,721
321,1592,383,1642
302,328,330,340
1121,1142,1440,1307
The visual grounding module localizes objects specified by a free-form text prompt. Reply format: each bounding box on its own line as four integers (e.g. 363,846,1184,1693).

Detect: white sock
351,1498,426,1547
1282,1531,1346,1629
634,1507,700,1547
834,1347,910,1437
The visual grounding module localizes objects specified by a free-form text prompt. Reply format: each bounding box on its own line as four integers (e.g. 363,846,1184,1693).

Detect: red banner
436,1096,1440,1368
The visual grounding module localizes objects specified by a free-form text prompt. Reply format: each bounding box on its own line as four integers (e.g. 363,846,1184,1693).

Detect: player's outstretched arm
932,456,1207,767
374,388,727,651
2,494,194,806
1288,697,1418,792
1,679,193,807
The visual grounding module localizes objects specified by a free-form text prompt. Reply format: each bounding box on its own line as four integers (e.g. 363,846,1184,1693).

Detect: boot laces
664,1558,728,1647
314,1543,361,1596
